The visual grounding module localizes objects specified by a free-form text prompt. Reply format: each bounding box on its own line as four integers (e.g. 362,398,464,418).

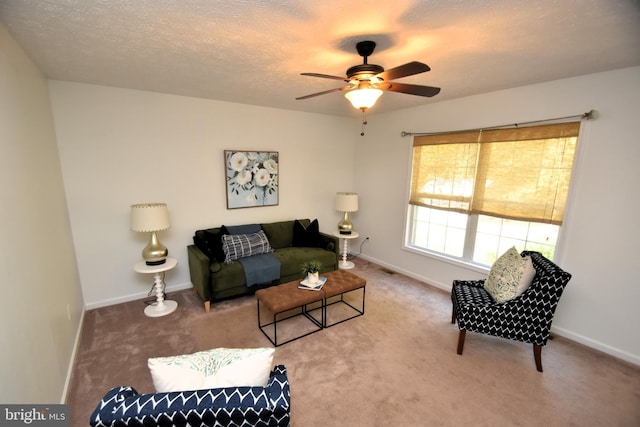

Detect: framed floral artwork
224,150,279,209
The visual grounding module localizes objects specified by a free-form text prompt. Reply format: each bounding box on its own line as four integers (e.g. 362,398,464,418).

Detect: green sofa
188,219,340,312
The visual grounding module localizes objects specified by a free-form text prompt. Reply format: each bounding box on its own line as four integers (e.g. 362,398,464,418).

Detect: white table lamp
336,192,358,235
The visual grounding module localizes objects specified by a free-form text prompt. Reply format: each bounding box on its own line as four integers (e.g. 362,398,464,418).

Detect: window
405,122,580,266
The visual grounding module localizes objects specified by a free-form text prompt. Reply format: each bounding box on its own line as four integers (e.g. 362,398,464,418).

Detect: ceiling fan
296,40,441,111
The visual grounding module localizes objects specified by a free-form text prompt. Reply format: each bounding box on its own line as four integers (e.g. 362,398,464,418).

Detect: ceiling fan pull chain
360,109,368,136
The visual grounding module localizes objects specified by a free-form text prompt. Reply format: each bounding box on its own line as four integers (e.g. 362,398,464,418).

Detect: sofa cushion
222,230,273,263
261,220,304,249
148,347,275,392
274,246,338,278
484,247,534,303
292,219,322,247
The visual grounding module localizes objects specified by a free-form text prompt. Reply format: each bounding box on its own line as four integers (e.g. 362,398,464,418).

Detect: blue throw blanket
239,253,281,288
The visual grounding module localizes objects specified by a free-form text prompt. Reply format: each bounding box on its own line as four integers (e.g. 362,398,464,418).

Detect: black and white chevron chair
451,251,572,372
90,365,290,427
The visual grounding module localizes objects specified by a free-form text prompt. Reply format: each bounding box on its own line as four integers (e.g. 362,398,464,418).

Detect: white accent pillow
148,347,275,392
484,247,533,303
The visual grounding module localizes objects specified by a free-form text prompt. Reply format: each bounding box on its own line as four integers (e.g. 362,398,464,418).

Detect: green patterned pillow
148,347,274,392
484,247,531,303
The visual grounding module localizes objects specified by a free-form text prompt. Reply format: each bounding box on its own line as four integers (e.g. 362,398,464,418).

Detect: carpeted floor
68,258,640,426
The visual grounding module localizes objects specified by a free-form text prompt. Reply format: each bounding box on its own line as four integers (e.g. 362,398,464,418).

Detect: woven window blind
410,122,580,225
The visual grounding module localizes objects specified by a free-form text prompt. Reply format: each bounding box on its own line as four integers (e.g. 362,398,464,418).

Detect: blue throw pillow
224,224,261,235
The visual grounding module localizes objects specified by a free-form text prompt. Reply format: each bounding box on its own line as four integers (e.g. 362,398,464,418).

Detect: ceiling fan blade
301,72,349,82
380,82,441,97
375,62,430,81
296,86,350,100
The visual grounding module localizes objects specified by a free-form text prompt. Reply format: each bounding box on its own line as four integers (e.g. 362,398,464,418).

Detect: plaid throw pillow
221,230,272,263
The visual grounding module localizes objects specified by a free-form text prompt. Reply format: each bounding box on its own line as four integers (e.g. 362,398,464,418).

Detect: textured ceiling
1,0,639,117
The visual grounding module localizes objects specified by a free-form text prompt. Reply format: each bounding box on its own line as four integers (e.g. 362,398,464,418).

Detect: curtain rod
400,110,595,137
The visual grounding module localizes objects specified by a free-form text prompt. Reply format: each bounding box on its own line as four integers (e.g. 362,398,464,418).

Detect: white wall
49,82,356,308
354,66,640,365
49,68,640,366
0,25,84,403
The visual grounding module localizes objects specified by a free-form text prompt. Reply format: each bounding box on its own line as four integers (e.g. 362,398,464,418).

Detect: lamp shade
345,88,383,110
130,203,170,232
336,192,358,212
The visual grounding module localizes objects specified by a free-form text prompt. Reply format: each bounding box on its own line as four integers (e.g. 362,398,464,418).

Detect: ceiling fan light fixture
297,40,440,114
345,88,383,110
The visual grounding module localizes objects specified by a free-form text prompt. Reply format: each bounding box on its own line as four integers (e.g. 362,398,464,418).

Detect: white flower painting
225,150,279,209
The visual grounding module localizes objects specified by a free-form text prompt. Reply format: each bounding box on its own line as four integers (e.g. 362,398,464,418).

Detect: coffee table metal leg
273,313,278,346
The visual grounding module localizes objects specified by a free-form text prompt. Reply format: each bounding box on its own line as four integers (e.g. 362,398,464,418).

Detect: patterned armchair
450,251,572,372
90,365,290,427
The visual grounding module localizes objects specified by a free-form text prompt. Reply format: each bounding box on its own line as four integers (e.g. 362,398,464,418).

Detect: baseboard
357,254,451,292
84,281,193,310
550,326,640,367
61,307,85,403
357,254,640,367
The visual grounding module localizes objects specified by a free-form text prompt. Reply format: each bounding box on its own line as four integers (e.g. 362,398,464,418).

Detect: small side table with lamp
130,203,178,317
335,192,359,269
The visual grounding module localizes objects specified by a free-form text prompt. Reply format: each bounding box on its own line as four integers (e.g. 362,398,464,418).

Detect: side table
134,257,178,317
333,231,359,269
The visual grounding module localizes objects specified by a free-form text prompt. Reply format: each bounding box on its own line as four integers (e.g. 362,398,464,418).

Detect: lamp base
142,231,168,266
338,211,353,235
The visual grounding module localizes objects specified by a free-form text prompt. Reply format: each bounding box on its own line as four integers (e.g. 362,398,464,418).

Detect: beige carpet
67,258,640,426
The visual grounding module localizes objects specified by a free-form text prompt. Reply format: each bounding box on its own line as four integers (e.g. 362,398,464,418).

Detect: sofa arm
188,245,213,309
318,232,340,263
